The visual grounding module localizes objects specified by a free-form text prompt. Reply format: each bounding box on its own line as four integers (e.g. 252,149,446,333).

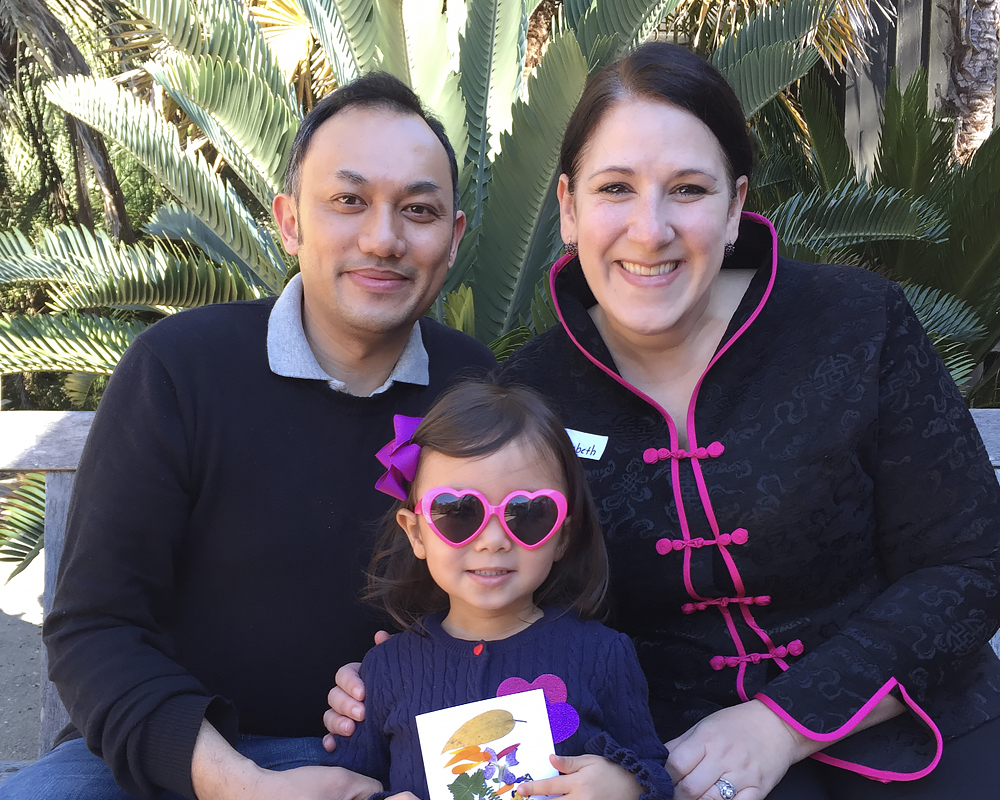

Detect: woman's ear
557,174,578,249
397,508,427,560
726,175,749,243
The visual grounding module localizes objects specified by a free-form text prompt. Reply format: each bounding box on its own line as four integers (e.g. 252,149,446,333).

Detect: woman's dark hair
366,379,609,631
560,42,753,196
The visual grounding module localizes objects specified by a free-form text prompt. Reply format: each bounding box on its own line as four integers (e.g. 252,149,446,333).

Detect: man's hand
191,719,381,800
323,630,391,752
516,754,642,800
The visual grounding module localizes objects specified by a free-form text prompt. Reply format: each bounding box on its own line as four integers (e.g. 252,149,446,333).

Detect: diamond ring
715,778,737,799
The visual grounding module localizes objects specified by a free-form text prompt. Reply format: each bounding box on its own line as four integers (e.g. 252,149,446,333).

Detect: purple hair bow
374,414,423,501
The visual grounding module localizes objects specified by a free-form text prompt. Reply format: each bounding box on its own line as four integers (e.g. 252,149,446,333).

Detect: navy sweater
324,608,673,799
43,299,496,799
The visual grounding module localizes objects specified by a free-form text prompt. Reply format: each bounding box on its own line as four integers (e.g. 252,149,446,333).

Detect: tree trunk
941,0,1000,162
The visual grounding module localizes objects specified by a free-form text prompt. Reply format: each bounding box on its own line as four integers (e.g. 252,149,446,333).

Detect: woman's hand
322,630,392,752
665,700,816,800
517,754,642,800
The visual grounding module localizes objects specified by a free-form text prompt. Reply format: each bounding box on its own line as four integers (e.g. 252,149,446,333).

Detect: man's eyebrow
333,171,442,197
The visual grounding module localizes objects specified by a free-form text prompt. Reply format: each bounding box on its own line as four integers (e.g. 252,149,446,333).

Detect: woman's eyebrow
586,166,719,181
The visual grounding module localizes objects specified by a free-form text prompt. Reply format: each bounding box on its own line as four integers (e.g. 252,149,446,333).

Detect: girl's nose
358,204,406,258
474,514,513,552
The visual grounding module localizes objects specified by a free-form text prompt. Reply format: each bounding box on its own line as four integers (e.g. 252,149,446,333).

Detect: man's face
274,106,464,343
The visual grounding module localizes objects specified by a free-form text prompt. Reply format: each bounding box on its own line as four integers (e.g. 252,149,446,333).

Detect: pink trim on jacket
547,211,943,782
755,680,944,782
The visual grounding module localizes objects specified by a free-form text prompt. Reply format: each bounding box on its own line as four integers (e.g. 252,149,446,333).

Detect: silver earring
563,241,578,256
724,241,736,257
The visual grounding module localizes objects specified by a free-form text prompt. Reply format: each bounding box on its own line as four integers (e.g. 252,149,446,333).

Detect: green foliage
0,473,46,582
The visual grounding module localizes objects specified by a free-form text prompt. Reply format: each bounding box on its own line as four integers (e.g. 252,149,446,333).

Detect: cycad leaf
442,284,476,338
719,42,820,120
0,473,46,580
468,30,588,341
0,313,146,374
297,0,377,83
488,324,533,361
45,76,287,293
712,0,835,72
903,283,986,344
770,182,949,258
798,70,854,190
389,0,469,167
129,0,293,106
574,0,683,61
943,127,1000,306
529,277,557,334
145,204,250,271
459,0,528,227
0,225,262,310
148,56,301,208
873,68,953,196
63,372,103,408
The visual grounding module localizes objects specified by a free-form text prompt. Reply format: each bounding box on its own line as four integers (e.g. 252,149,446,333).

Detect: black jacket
500,213,1000,781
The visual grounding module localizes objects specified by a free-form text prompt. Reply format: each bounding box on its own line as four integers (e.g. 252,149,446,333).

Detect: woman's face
558,97,747,344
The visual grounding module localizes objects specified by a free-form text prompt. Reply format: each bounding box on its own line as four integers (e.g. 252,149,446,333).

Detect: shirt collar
266,273,430,397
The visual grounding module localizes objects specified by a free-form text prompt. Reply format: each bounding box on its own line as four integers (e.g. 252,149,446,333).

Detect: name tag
565,428,608,460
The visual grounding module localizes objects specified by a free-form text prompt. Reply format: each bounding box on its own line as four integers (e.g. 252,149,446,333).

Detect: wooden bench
2,408,1000,774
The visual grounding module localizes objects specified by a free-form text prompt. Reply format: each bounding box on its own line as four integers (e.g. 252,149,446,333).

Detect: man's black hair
283,72,460,213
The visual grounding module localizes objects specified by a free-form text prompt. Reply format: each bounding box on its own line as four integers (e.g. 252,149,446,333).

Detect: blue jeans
0,734,330,799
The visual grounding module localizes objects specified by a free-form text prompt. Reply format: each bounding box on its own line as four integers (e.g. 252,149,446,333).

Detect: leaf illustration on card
442,709,522,753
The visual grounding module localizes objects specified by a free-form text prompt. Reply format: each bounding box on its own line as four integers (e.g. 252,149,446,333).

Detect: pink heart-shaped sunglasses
415,487,568,549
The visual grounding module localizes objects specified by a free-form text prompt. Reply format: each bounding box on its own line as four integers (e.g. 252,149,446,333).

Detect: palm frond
575,0,684,59
770,182,949,259
442,283,476,338
488,324,533,361
0,473,45,581
903,283,987,344
873,69,953,196
719,42,820,120
148,56,301,207
467,30,588,341
712,0,835,73
798,70,855,190
45,76,287,293
0,312,146,374
129,0,293,106
381,0,469,168
459,0,528,228
296,0,376,84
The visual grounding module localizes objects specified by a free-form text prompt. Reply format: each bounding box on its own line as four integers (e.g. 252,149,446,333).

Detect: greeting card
415,689,558,800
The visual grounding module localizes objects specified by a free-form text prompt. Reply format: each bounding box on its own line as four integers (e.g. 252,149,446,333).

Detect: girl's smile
396,439,569,642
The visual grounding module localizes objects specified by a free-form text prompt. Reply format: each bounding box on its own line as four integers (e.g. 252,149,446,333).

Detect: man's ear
447,209,467,269
272,193,300,255
397,508,427,560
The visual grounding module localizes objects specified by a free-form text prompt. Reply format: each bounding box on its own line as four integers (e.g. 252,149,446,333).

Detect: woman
327,43,1000,799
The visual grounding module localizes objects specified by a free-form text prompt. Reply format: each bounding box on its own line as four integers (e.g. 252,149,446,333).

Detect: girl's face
558,97,747,346
397,438,569,641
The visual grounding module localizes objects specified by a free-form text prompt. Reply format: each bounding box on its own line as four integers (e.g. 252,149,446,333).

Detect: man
0,73,495,800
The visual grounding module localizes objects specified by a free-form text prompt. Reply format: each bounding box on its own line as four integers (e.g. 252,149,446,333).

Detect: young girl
322,380,673,800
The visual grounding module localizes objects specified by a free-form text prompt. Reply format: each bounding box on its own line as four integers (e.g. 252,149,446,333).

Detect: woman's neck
441,604,544,642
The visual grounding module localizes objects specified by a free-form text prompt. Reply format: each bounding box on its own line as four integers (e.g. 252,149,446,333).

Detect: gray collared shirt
266,273,430,397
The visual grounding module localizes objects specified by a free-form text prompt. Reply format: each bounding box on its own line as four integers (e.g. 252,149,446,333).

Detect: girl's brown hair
365,379,608,631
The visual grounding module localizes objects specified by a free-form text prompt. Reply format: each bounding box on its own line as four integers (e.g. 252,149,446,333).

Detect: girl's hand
517,754,642,800
386,794,420,799
665,700,814,800
322,630,391,752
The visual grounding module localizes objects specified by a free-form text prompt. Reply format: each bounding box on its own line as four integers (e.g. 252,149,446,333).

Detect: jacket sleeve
43,337,237,800
321,651,392,788
755,279,1000,778
587,633,674,799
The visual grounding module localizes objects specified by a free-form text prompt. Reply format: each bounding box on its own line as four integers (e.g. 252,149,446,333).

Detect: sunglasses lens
505,495,559,545
429,493,485,543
